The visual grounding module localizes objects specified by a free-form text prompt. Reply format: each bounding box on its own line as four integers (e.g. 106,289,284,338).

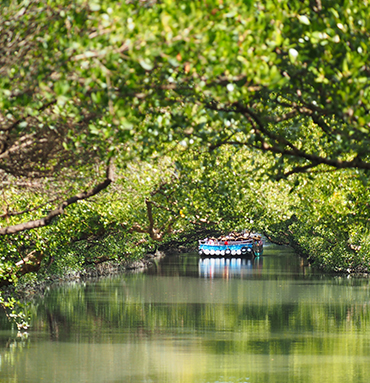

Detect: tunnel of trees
1,0,370,319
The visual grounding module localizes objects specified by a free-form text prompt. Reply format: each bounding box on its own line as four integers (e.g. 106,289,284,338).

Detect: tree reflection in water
1,249,370,383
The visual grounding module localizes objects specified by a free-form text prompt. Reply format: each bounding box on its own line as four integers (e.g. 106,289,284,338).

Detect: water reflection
1,246,370,383
199,257,263,279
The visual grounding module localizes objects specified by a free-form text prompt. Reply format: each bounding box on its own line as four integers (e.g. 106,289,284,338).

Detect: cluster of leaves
0,295,30,330
261,170,370,273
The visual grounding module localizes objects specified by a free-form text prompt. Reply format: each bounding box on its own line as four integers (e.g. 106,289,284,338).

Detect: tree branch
0,163,114,235
129,198,178,242
224,140,370,171
205,100,370,172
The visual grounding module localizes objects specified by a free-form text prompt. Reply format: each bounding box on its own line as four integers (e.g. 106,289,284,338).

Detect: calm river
1,243,370,382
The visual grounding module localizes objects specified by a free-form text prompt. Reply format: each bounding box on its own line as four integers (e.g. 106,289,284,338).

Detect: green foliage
0,295,31,330
262,169,370,272
2,0,370,172
1,0,370,325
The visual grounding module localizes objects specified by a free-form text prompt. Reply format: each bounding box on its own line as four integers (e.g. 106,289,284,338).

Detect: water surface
1,244,370,382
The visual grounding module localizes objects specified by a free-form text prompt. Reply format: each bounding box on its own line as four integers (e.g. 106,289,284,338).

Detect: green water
1,244,370,382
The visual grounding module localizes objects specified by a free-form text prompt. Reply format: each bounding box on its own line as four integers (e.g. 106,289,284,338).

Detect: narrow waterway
1,243,370,383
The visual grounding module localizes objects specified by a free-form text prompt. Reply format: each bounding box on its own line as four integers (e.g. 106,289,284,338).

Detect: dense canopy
2,0,370,180
1,0,370,324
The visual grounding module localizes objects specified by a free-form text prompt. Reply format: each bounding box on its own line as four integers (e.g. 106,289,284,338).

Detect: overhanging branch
205,100,370,172
224,140,370,171
0,163,114,235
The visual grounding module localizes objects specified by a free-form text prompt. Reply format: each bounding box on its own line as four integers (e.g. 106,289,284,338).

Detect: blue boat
198,234,263,257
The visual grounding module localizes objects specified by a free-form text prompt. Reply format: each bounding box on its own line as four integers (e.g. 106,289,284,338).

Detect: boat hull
198,241,263,257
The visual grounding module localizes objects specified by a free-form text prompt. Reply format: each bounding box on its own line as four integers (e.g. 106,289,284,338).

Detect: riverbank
6,250,167,302
1,228,216,305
